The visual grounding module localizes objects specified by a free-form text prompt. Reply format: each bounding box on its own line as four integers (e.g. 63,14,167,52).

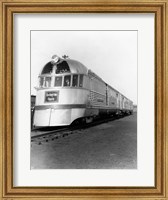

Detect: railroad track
31,114,127,145
31,127,74,144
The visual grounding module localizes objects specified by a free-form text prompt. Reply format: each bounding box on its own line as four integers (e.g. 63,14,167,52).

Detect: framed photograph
0,0,167,199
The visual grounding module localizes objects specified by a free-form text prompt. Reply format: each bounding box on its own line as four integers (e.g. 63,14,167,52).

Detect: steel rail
31,114,129,144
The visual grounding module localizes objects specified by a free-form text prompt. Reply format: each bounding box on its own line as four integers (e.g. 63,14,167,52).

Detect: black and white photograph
31,30,137,169
2,0,167,198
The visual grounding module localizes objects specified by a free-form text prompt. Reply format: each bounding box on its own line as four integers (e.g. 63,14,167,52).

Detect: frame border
0,0,167,199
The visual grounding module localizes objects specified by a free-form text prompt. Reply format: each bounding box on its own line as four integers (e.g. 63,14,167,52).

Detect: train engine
33,55,92,126
33,55,133,127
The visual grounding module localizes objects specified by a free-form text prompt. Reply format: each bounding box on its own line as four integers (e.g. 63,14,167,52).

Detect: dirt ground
31,113,137,169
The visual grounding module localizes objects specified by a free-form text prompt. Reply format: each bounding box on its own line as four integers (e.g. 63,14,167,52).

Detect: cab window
79,75,83,87
39,76,51,87
44,77,52,87
56,61,70,74
41,62,53,74
72,75,78,87
64,75,71,87
39,77,44,87
55,76,62,87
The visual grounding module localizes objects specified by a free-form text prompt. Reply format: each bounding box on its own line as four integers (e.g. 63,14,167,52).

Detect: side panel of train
87,71,133,116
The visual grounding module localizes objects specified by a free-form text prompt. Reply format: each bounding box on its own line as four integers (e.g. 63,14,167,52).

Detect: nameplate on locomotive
45,91,59,103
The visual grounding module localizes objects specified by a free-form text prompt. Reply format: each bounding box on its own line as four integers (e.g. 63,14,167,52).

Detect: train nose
33,108,71,126
50,109,71,126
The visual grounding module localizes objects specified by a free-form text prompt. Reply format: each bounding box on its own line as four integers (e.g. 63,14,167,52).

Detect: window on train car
55,76,62,87
56,61,70,74
79,75,83,87
44,77,52,87
41,62,53,74
39,77,44,87
72,75,78,87
64,75,71,87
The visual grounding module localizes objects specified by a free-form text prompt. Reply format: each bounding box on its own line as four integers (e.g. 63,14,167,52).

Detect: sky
31,30,137,104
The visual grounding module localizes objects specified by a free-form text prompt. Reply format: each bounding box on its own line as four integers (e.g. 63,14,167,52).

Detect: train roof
65,59,88,74
66,59,133,103
41,55,133,103
40,57,88,75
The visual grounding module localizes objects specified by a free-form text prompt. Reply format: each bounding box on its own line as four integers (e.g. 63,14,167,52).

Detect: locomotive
33,55,133,127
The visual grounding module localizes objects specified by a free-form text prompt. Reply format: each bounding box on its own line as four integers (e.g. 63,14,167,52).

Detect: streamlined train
33,55,133,127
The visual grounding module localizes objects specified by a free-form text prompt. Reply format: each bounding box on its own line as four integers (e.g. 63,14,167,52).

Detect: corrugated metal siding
89,90,106,107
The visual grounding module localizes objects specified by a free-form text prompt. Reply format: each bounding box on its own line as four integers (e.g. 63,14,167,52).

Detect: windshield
72,75,78,87
55,76,62,87
39,77,52,87
38,74,83,88
41,62,54,74
55,61,70,74
64,75,71,87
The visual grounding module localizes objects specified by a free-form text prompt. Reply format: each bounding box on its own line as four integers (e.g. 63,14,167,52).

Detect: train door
116,93,119,108
123,97,126,109
105,84,108,106
87,76,92,107
119,94,122,110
